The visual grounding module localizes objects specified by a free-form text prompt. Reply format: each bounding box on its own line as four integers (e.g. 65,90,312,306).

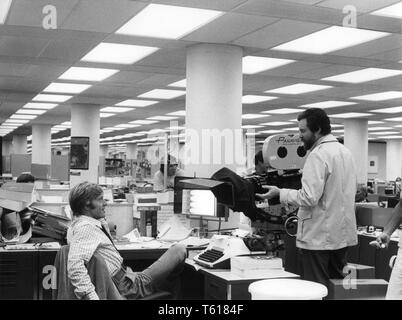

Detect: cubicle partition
11,154,31,178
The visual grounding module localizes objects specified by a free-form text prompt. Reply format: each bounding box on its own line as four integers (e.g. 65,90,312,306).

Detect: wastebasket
248,279,328,300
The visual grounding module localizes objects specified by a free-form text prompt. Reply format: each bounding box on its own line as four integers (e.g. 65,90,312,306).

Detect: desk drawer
0,252,36,299
204,277,227,300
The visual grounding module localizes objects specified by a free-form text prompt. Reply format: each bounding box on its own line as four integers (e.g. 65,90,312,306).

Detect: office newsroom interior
0,0,401,301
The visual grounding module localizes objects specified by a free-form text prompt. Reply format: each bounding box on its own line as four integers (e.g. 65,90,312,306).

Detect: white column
344,119,368,185
70,104,100,186
184,44,244,178
2,140,12,156
386,140,402,181
126,143,138,160
32,124,52,165
12,135,27,154
100,145,109,158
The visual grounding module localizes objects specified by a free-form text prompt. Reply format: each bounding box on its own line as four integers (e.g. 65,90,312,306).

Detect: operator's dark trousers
299,247,348,288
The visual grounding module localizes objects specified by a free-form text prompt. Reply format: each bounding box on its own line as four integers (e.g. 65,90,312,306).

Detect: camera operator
256,108,358,288
243,151,269,178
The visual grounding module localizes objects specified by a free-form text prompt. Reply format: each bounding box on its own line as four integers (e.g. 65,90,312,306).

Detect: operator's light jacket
280,134,358,250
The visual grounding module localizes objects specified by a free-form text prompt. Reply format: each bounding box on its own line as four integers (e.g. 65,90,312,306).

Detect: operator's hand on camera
369,232,390,249
255,185,280,200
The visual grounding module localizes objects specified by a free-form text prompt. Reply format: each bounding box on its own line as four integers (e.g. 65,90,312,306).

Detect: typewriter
193,235,251,269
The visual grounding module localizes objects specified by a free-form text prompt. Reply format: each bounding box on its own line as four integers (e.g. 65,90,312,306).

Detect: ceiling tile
0,62,31,77
259,61,328,77
234,0,343,25
6,0,79,27
137,48,187,69
39,38,101,63
233,19,327,49
316,0,401,13
148,0,249,11
104,71,154,85
297,64,365,79
183,13,278,43
0,36,49,57
330,34,402,58
61,0,148,33
282,0,322,4
368,48,402,62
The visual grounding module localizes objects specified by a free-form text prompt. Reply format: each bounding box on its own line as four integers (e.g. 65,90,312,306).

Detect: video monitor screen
174,176,226,217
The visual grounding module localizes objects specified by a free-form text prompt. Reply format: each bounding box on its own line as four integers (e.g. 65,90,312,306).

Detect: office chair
53,245,171,300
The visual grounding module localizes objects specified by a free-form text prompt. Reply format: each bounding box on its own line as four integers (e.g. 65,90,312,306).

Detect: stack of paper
231,255,283,278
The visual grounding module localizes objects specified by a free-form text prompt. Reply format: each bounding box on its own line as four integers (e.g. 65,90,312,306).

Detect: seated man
67,182,186,300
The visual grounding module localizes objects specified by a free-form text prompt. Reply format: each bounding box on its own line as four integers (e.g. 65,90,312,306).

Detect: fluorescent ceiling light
23,102,58,110
370,3,402,19
138,89,185,99
147,116,178,121
259,130,284,134
0,0,12,24
114,124,141,128
168,79,187,88
263,108,304,114
5,119,29,124
385,117,402,121
101,107,134,113
16,109,47,115
242,125,264,129
272,26,389,54
10,114,37,120
330,112,373,118
368,121,384,124
332,129,344,133
284,128,300,131
299,100,357,109
61,121,71,126
115,3,223,39
322,68,402,83
59,67,119,82
259,121,293,126
242,56,295,74
378,135,402,139
148,129,167,134
81,42,159,65
370,131,400,135
32,94,72,103
368,127,393,131
245,132,261,136
43,82,91,94
100,113,115,118
331,124,344,128
166,126,185,131
266,83,332,94
116,99,158,107
242,114,270,119
371,106,402,113
167,110,186,116
130,120,159,125
351,91,402,101
242,95,278,104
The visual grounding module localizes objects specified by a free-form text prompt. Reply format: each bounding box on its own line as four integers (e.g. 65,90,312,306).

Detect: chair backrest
52,245,124,300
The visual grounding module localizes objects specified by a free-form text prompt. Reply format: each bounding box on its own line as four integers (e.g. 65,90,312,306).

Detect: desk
183,259,299,300
0,245,172,300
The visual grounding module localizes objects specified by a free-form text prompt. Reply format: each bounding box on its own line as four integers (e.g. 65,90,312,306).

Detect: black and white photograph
0,0,401,310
